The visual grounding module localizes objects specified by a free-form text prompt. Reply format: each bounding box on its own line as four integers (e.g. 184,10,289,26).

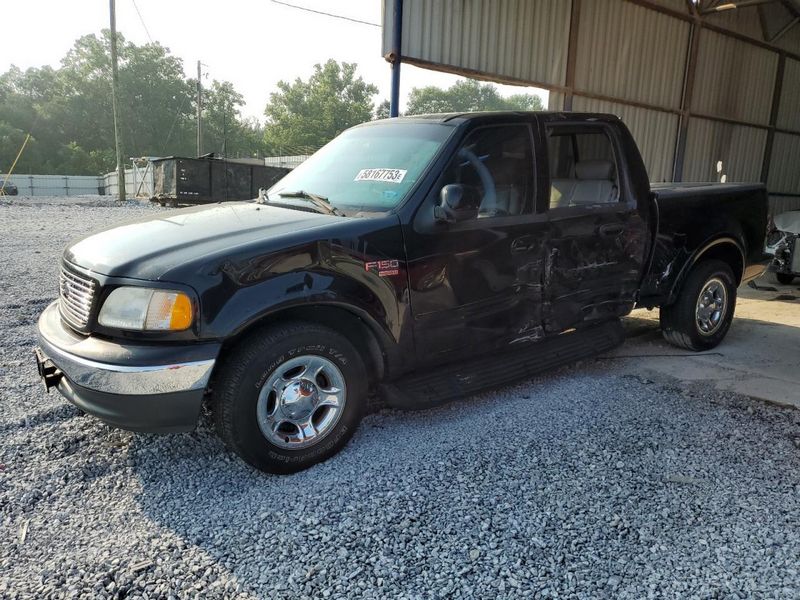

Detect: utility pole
196,60,203,156
109,0,126,201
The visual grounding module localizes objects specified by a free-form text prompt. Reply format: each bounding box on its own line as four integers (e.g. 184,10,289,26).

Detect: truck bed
639,182,768,305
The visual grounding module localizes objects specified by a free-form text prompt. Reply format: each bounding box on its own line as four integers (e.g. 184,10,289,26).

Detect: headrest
575,160,614,181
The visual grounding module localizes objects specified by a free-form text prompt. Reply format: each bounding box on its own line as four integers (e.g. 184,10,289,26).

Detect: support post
131,158,137,198
109,0,126,201
564,0,581,111
389,0,403,118
761,53,785,185
672,17,701,182
196,61,203,156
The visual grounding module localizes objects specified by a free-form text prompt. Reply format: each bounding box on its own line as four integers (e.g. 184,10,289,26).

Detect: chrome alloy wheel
695,277,727,336
256,355,347,449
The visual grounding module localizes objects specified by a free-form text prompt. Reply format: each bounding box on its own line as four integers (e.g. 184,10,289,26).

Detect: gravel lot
2,197,800,599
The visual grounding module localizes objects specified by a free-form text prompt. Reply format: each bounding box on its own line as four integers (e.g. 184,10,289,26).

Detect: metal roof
383,0,800,210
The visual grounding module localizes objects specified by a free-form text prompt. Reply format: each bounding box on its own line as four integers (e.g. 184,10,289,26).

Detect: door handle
599,224,624,238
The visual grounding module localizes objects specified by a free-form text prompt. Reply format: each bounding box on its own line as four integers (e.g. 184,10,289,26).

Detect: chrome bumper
36,300,217,396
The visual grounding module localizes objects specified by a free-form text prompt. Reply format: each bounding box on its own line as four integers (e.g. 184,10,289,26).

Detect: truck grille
59,267,97,328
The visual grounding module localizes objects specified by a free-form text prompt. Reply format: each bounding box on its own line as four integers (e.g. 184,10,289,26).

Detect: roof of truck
364,111,621,127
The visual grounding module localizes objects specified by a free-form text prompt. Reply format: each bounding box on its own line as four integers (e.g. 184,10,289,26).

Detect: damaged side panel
542,208,647,333
405,217,551,362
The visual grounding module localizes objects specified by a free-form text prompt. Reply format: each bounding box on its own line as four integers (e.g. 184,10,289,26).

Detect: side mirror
434,184,480,223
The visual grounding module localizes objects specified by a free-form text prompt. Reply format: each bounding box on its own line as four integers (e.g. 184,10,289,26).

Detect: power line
131,0,154,43
270,0,380,27
161,92,191,155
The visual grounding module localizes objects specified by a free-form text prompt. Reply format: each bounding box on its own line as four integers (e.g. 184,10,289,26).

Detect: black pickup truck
35,112,769,473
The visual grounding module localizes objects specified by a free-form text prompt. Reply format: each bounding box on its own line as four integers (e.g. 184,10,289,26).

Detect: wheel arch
214,303,393,387
668,236,744,304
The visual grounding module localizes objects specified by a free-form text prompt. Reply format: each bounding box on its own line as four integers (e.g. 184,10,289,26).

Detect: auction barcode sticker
354,168,407,184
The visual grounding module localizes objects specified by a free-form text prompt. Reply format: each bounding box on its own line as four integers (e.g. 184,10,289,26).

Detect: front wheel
660,259,736,351
212,321,367,474
776,272,795,285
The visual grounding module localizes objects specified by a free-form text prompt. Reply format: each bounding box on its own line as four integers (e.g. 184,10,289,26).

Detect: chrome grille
59,267,97,328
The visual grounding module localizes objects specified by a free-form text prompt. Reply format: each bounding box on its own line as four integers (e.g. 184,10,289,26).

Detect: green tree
201,81,264,158
263,60,378,155
0,66,61,172
374,99,391,120
406,79,544,115
54,32,197,164
0,32,263,175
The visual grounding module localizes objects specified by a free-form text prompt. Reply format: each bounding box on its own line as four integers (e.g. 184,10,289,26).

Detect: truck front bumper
35,301,220,433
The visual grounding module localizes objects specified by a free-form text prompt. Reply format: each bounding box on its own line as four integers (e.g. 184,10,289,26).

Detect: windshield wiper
273,190,343,216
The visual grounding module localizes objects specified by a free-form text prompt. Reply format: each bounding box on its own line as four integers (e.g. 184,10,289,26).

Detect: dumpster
151,156,290,205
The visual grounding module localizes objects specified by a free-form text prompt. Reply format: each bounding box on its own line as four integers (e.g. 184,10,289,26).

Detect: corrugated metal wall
385,0,800,211
389,0,571,87
770,195,800,215
2,170,154,197
692,29,777,125
778,58,800,131
572,97,678,182
768,133,800,193
683,119,768,182
574,1,688,110
1,174,104,197
775,21,800,54
703,7,765,39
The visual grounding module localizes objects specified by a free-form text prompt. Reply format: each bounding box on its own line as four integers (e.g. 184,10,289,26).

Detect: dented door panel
543,207,647,332
406,218,549,361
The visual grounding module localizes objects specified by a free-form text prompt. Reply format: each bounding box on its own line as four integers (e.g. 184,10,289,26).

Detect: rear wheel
212,321,367,474
776,272,795,285
660,259,736,351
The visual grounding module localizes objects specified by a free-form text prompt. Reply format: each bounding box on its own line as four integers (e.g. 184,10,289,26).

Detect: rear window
546,126,620,209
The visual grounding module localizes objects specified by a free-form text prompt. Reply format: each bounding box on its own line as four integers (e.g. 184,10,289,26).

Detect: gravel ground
2,197,800,599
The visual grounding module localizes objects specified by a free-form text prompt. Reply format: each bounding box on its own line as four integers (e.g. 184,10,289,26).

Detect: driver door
403,123,550,364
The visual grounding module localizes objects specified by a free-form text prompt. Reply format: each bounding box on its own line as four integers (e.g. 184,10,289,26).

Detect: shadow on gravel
128,365,800,599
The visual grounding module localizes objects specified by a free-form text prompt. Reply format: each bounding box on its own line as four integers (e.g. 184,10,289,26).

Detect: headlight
98,287,193,331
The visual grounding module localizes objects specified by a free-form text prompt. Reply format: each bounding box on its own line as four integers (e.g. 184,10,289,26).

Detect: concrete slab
609,273,800,408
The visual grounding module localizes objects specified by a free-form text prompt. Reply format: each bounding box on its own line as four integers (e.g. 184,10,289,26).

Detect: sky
0,0,547,120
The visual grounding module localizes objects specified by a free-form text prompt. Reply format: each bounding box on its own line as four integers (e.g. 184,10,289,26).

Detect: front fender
195,238,414,375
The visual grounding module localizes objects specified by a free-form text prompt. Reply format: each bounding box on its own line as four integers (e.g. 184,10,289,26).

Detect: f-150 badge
365,259,400,277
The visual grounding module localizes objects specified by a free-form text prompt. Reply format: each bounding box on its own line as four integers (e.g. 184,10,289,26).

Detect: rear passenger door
541,119,647,333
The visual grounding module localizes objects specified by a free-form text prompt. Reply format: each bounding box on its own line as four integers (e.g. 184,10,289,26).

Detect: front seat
480,138,529,216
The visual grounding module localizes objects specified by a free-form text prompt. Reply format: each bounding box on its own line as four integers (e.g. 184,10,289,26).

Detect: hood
774,211,800,235
65,202,337,280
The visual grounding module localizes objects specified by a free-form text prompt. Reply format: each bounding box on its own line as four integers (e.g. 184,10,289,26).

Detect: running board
380,319,625,410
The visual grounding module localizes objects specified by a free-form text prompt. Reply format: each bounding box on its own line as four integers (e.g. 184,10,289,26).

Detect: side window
439,125,533,220
546,125,620,210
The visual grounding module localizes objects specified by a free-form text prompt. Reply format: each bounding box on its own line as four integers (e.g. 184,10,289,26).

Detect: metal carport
382,0,800,214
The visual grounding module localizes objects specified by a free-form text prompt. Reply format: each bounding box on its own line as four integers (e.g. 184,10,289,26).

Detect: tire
776,272,795,285
660,259,736,351
212,321,367,474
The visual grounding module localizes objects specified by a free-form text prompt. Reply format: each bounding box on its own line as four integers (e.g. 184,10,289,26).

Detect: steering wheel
458,148,496,212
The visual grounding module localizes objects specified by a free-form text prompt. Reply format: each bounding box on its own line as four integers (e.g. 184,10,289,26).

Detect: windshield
267,122,454,213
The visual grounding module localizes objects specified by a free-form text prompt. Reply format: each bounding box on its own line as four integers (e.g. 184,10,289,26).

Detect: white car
766,211,800,285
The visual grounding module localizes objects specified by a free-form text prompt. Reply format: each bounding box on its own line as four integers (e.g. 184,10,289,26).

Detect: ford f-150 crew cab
35,112,769,473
